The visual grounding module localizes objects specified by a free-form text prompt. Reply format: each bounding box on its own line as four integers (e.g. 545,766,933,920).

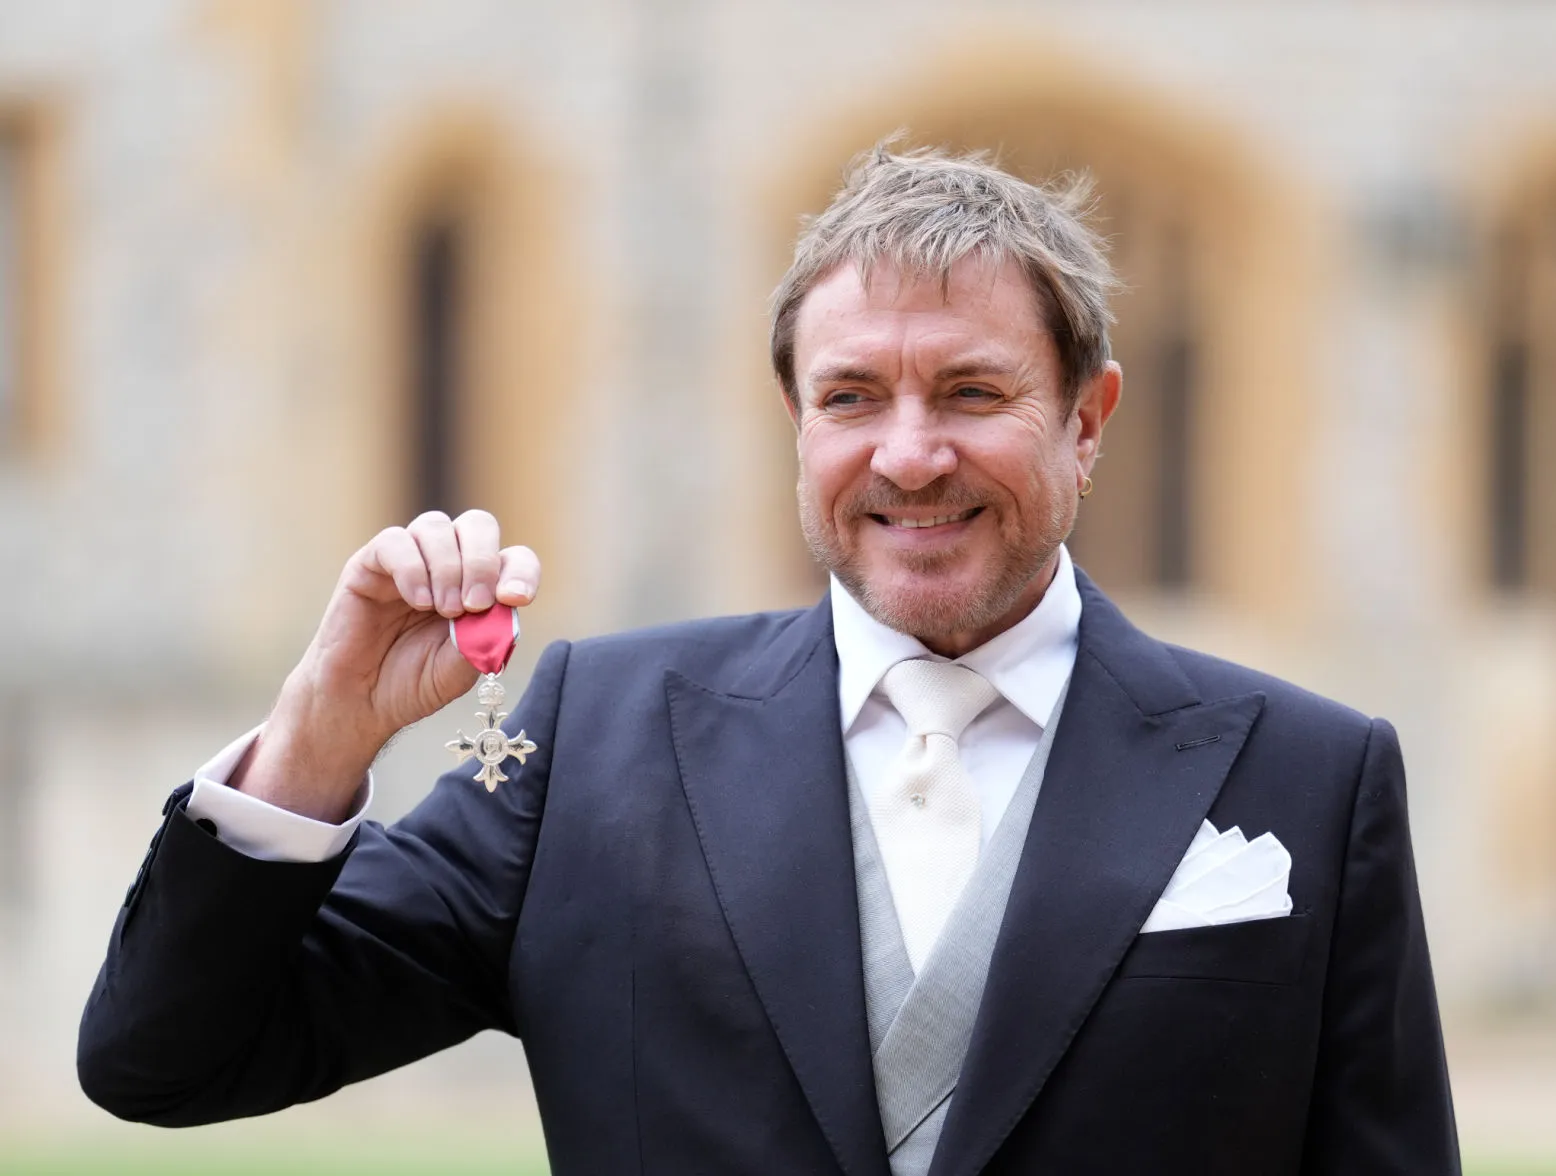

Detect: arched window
751,54,1306,616
0,128,20,448
346,112,572,618
1069,197,1200,590
408,209,468,517
1487,188,1556,593
911,122,1216,595
0,106,55,460
0,103,57,904
770,127,1226,598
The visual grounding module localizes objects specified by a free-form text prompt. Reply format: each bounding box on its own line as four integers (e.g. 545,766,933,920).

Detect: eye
822,389,868,409
951,385,1000,402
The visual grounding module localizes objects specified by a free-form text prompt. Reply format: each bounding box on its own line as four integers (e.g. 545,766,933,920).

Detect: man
78,145,1459,1174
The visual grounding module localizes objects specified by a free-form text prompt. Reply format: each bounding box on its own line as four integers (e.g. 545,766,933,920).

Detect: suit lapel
930,573,1266,1176
666,600,891,1176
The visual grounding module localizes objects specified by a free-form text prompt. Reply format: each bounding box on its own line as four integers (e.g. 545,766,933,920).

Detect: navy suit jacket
79,573,1459,1174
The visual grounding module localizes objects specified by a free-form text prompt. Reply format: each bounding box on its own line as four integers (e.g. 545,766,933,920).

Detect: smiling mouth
871,507,983,529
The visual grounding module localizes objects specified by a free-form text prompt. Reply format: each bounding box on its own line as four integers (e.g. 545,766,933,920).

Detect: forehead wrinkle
796,257,1048,393
899,323,1024,383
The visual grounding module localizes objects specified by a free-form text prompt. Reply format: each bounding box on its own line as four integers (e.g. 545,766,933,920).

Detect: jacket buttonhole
1175,735,1222,751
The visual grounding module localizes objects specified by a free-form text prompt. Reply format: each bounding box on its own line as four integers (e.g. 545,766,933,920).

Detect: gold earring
1080,476,1094,499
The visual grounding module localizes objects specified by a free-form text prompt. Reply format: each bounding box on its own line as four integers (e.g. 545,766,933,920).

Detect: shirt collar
831,544,1082,734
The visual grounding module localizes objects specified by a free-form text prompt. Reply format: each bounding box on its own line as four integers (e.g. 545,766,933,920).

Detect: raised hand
231,509,540,822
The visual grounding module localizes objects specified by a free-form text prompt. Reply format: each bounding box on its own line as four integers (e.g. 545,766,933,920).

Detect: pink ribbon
450,606,520,675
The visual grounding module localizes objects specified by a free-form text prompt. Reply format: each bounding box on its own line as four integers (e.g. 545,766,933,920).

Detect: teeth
887,510,976,528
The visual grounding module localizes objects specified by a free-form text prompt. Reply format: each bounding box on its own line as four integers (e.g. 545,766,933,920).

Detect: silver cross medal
446,607,537,792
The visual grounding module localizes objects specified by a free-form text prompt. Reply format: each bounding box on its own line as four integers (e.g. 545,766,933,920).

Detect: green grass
0,1127,548,1176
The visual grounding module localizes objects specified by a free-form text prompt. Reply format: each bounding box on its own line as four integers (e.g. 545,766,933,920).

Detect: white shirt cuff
186,723,373,863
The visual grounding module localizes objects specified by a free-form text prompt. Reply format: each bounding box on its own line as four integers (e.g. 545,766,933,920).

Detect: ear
1073,361,1122,481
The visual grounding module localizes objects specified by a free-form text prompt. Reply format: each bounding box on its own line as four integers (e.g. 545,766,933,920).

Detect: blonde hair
770,141,1119,411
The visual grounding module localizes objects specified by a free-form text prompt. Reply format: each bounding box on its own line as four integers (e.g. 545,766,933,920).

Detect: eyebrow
934,358,1019,381
808,363,884,386
806,357,1018,387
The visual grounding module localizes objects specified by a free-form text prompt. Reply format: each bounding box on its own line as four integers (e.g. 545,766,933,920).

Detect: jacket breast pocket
1114,912,1313,987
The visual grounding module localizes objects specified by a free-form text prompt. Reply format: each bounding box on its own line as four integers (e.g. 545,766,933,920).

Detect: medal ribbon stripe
449,607,521,675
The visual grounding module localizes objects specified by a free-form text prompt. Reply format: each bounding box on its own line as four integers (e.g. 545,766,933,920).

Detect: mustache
841,478,986,518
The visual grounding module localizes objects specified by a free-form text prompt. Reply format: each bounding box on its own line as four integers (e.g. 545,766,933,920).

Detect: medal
446,606,537,792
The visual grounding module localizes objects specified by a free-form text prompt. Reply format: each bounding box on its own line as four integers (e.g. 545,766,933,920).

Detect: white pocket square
1140,820,1293,933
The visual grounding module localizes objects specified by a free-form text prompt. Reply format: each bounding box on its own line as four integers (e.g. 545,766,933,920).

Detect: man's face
788,257,1120,655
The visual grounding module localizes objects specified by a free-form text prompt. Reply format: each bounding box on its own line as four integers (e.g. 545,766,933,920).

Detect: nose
869,401,957,491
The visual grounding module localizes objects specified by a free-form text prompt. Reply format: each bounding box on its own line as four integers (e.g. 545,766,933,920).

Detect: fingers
363,525,434,609
407,511,465,616
496,545,542,606
362,510,537,617
453,509,501,611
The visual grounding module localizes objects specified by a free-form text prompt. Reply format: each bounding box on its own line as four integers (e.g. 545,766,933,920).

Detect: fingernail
412,587,433,609
500,580,533,602
464,584,494,611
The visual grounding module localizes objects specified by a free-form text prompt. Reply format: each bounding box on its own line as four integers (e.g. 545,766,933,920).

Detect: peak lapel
930,576,1266,1176
666,600,891,1176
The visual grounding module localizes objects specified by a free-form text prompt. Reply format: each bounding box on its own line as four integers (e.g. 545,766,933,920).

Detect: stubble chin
800,497,1051,642
862,557,1036,641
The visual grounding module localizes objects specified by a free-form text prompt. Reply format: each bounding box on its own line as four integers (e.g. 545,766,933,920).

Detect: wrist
275,659,391,761
231,669,385,823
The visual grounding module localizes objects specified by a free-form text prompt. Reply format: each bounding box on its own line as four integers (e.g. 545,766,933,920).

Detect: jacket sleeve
76,639,572,1127
1300,717,1460,1174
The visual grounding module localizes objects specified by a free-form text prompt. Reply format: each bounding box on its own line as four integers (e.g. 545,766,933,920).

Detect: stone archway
1477,148,1556,598
332,108,580,622
739,44,1315,619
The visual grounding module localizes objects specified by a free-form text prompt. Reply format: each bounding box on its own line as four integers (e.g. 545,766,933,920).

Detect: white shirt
834,544,1081,848
186,726,370,861
189,546,1082,863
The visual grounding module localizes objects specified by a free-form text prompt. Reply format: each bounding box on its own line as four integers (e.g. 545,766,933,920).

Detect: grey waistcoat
847,679,1070,1176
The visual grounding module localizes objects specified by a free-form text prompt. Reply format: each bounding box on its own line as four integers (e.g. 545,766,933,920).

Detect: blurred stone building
2,0,1555,1129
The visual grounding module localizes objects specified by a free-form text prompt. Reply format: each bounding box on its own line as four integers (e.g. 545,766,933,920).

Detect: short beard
799,475,1065,644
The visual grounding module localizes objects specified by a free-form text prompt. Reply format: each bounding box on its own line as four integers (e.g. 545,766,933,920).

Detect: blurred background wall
1,0,1554,1167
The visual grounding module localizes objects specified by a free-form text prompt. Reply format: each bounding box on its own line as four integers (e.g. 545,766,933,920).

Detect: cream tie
870,659,999,973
